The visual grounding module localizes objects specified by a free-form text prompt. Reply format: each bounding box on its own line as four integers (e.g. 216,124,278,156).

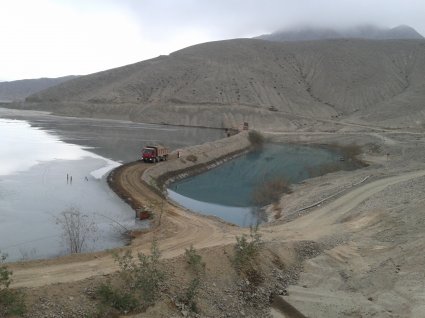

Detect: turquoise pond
168,143,361,227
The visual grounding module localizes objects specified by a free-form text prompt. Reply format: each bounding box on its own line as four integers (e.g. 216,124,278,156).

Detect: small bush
341,143,362,157
114,241,165,308
96,283,137,312
185,245,205,275
0,252,26,316
186,154,198,162
248,130,265,149
232,225,262,274
0,289,26,316
0,253,12,290
181,245,205,313
329,142,362,159
183,277,201,313
251,178,292,206
96,241,165,314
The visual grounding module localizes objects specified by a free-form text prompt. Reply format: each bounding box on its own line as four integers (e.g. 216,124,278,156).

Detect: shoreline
140,131,251,193
7,120,425,317
108,131,369,230
107,131,252,229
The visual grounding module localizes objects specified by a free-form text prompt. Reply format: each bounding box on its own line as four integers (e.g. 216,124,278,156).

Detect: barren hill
24,39,425,129
0,76,77,102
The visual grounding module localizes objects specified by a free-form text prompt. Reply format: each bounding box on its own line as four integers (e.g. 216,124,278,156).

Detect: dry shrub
186,154,198,162
306,162,342,178
248,130,265,149
55,207,98,254
332,142,362,158
251,178,292,206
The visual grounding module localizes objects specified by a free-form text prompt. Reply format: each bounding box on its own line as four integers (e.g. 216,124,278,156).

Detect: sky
1,0,424,81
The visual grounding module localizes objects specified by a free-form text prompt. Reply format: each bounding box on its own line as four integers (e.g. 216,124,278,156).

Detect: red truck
141,145,169,163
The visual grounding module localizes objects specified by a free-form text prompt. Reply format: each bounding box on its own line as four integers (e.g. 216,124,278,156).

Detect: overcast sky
1,0,424,81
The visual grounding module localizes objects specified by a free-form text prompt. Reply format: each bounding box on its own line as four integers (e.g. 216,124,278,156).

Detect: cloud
1,0,424,80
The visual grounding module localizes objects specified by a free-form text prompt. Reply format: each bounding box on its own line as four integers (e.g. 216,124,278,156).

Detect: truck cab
142,145,169,163
142,147,156,162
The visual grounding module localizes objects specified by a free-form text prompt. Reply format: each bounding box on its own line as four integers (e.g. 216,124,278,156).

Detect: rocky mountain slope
23,38,425,129
257,25,424,42
0,76,77,102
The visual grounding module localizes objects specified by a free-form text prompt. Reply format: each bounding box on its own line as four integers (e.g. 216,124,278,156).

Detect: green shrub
0,252,12,290
96,241,165,314
185,245,205,275
180,245,205,313
183,277,200,313
232,225,262,274
0,289,26,316
96,283,137,312
0,252,26,316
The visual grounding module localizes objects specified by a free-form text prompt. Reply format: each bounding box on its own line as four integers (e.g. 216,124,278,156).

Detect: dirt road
266,169,425,241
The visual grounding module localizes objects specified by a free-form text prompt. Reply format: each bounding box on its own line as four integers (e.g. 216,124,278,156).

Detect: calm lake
168,143,360,226
0,108,222,261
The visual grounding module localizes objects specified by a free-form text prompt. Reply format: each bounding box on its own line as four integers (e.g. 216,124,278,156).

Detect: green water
168,143,360,226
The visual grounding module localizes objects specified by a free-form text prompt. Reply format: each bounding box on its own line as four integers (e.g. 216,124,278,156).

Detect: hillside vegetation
24,39,425,129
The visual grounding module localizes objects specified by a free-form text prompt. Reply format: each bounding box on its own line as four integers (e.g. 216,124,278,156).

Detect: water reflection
169,143,360,226
168,190,258,227
26,116,224,163
0,112,223,261
0,118,139,261
0,119,90,175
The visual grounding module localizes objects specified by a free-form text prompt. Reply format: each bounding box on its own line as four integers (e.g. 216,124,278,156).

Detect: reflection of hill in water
28,117,223,162
171,144,359,207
